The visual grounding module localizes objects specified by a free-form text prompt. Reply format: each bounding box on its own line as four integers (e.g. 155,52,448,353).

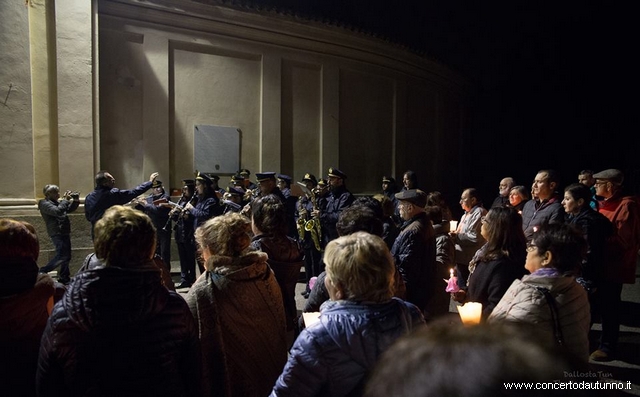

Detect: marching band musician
239,168,258,190
312,168,355,246
171,179,197,289
241,172,297,238
135,180,172,270
184,172,224,274
206,173,226,198
296,173,322,298
230,173,247,192
222,186,245,214
277,174,293,198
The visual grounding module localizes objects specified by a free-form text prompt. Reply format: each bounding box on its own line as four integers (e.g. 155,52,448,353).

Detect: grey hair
43,184,60,197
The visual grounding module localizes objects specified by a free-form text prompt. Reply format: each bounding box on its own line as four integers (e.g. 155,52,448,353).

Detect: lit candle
445,268,460,293
457,302,483,326
449,220,458,231
533,225,538,233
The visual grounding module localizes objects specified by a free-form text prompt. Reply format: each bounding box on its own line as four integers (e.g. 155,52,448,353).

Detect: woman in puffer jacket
489,223,591,362
36,206,201,397
270,231,425,397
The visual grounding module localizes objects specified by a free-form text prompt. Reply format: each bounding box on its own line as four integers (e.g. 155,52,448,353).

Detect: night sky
243,1,637,198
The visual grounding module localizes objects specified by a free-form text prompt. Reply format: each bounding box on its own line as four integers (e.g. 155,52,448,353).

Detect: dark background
240,1,637,205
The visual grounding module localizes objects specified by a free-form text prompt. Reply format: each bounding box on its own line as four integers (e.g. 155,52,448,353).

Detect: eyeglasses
594,181,608,186
526,241,537,252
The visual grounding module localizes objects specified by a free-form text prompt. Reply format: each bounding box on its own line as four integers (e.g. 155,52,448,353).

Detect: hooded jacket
187,251,288,397
271,298,425,397
36,263,201,397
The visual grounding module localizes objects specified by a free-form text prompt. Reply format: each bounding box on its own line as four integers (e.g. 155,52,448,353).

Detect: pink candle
445,268,460,293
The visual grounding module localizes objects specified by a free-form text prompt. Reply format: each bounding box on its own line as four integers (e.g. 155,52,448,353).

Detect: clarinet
162,194,196,231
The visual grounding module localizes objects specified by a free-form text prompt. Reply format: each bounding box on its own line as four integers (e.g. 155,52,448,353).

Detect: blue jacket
84,181,152,224
320,185,355,243
271,298,425,397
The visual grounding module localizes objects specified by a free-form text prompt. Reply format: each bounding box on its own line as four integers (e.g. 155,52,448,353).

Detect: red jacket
599,193,640,283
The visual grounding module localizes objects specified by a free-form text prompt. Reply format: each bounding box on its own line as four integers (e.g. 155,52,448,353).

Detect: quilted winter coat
270,298,425,397
489,271,590,361
36,263,201,397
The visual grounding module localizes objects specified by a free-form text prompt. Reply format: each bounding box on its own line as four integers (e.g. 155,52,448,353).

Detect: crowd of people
1,166,639,396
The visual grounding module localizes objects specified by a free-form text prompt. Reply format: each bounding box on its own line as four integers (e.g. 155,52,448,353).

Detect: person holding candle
489,223,591,362
271,232,425,397
391,189,437,314
451,207,527,320
450,187,487,289
425,205,455,319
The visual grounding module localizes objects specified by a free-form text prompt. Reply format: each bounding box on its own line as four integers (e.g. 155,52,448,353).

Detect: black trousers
594,280,623,354
177,239,197,284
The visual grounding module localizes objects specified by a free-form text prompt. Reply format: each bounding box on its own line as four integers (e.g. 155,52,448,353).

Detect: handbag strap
536,287,564,346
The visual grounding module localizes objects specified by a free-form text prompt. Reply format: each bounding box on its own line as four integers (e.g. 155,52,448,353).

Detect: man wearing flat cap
313,167,355,245
590,168,640,362
390,189,436,314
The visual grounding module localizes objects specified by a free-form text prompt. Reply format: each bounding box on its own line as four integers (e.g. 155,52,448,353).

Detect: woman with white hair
271,231,425,397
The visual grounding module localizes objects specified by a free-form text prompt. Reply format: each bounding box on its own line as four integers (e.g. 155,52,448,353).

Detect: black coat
390,212,436,312
36,264,201,397
320,185,355,243
466,254,527,319
567,207,614,287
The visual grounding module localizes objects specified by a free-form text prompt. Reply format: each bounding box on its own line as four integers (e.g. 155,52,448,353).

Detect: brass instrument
243,188,258,202
296,198,308,241
240,188,260,218
301,188,323,252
